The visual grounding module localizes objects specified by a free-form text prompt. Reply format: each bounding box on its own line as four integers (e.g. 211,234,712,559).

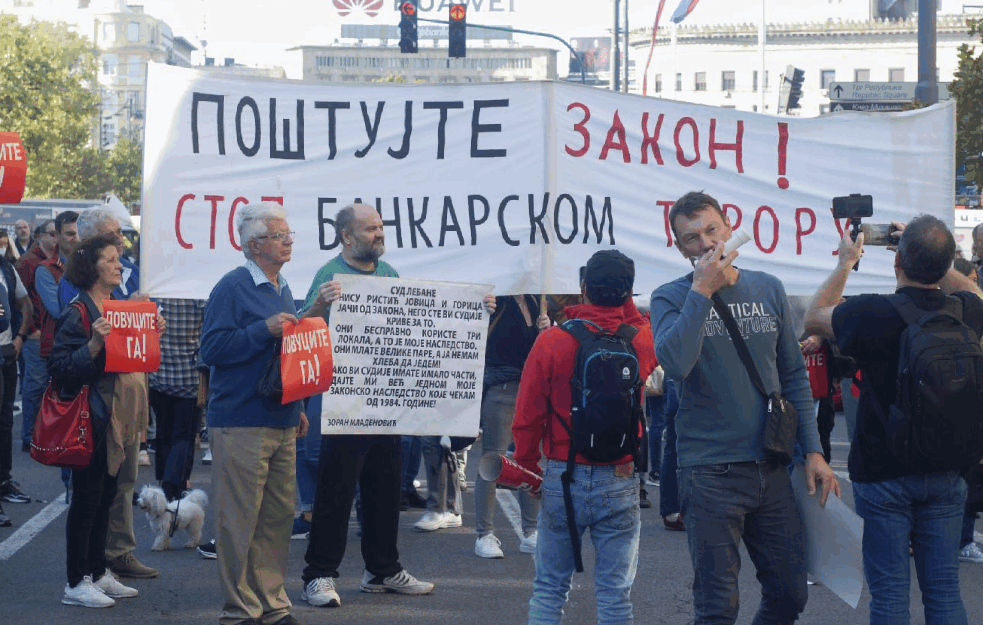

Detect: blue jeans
421,436,461,514
19,338,46,448
296,395,322,512
678,459,807,625
659,379,680,517
645,395,665,476
529,460,640,625
853,472,968,625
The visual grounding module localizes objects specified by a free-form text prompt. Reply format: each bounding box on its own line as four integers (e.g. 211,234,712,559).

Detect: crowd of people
1,193,982,625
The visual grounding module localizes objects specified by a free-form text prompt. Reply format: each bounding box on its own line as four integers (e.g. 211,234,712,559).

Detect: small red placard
0,132,26,204
102,300,161,373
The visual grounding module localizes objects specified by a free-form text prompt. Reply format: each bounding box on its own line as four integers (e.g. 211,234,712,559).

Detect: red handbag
29,300,95,469
30,383,93,469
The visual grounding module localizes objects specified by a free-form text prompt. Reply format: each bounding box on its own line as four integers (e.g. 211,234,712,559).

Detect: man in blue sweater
650,191,839,625
201,201,308,625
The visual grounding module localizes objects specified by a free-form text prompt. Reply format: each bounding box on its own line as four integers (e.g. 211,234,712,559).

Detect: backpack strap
886,292,962,326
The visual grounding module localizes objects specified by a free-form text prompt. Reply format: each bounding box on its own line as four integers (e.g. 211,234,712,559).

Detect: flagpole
759,0,766,112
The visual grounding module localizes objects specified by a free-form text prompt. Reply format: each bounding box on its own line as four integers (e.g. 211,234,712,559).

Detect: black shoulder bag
711,294,797,465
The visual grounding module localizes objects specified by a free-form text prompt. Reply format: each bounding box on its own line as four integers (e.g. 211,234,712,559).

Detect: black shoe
639,488,652,509
399,493,409,512
198,539,217,559
404,490,427,509
270,614,302,625
0,480,30,504
0,504,11,527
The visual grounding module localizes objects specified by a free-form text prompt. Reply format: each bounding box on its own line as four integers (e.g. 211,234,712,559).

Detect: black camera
831,194,899,247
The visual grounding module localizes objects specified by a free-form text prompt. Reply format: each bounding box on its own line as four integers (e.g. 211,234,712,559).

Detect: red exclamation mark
777,122,789,189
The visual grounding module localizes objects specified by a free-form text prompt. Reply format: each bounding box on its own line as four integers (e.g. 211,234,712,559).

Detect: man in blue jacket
201,201,308,625
650,191,839,625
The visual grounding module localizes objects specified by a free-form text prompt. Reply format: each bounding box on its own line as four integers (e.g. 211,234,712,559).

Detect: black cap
581,250,634,307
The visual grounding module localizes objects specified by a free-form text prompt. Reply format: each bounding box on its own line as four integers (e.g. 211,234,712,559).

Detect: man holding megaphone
511,250,656,625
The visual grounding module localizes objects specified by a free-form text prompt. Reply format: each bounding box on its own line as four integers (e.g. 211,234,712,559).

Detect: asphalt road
2,414,982,625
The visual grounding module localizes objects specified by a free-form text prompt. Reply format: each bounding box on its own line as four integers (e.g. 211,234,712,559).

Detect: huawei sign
333,0,385,17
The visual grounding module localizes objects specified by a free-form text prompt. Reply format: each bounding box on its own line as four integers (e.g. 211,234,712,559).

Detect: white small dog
136,484,208,551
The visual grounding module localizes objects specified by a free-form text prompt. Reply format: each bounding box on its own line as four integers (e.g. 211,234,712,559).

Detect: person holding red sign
48,233,165,608
200,201,308,625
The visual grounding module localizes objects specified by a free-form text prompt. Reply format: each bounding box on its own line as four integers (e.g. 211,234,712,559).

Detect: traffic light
399,0,418,54
449,4,467,58
786,65,805,110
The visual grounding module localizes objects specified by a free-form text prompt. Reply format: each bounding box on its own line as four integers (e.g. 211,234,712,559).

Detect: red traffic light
450,4,466,20
400,1,416,16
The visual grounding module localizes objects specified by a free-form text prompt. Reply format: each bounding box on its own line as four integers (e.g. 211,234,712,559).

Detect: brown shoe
663,513,685,532
109,553,159,578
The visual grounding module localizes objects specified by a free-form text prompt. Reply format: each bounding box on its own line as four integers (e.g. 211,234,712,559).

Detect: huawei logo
333,0,385,17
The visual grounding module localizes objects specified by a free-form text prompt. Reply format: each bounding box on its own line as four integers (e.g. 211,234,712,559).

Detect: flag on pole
641,0,668,96
671,0,701,23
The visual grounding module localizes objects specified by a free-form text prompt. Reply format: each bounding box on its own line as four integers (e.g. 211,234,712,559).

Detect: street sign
830,101,908,113
828,82,950,101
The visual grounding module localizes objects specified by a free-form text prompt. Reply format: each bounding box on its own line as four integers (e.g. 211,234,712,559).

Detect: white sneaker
443,512,462,528
62,576,115,608
959,542,983,563
302,577,341,607
202,449,212,465
137,450,151,466
414,511,446,532
519,531,537,554
93,571,138,598
359,568,434,595
475,533,504,559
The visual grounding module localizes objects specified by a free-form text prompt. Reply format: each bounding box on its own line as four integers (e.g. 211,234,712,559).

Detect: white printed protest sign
142,63,954,298
321,274,490,436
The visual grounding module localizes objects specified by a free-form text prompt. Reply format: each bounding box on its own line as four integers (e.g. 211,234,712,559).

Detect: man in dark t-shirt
805,215,982,625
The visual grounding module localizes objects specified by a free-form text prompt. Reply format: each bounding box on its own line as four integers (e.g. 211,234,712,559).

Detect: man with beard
298,203,434,607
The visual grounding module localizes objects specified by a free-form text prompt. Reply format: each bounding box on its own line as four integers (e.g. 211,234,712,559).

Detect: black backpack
866,294,983,474
558,318,642,572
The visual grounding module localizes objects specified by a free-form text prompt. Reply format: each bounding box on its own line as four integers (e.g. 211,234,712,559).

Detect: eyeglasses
257,231,295,242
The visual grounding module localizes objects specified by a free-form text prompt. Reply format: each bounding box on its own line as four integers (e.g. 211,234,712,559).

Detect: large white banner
323,275,490,436
142,63,955,298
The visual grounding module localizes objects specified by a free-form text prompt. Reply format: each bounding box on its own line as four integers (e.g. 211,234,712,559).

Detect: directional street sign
828,82,950,102
830,101,908,113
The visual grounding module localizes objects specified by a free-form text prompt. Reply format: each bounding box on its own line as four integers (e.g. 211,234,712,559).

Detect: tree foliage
0,15,143,205
951,18,983,191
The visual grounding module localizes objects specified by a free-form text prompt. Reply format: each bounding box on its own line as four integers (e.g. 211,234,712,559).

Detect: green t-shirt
303,253,400,322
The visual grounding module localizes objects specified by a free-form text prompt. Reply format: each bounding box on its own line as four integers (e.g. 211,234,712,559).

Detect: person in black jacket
48,234,165,608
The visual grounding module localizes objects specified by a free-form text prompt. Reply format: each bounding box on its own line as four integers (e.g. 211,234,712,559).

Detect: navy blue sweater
201,266,301,428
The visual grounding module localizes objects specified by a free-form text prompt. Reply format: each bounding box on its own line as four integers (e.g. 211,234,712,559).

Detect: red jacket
15,245,50,334
512,299,657,473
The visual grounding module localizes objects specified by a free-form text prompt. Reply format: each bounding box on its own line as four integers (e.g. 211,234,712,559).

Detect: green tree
0,15,102,198
105,137,143,207
951,18,983,190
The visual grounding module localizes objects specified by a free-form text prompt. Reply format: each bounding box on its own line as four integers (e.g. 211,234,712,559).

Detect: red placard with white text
0,132,26,204
103,300,161,373
280,317,333,405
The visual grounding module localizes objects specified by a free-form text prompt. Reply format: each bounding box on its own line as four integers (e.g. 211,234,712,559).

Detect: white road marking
495,488,525,540
0,492,69,560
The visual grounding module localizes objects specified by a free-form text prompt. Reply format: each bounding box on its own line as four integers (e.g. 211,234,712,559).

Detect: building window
102,54,117,76
675,72,682,91
753,70,758,92
721,71,735,92
654,73,662,93
889,68,904,82
855,68,870,82
821,70,835,89
127,22,139,42
315,56,334,67
103,22,115,41
129,55,142,78
695,72,706,91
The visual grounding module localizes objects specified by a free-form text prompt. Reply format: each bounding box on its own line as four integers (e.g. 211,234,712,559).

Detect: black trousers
66,436,117,586
817,397,836,464
148,389,200,500
303,434,403,583
0,351,17,484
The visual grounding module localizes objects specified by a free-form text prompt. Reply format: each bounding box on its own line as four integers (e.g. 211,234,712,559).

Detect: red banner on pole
102,300,161,373
280,317,333,405
0,132,27,204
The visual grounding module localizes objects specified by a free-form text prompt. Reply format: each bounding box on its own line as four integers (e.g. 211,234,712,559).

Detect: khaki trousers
212,426,296,625
105,437,139,559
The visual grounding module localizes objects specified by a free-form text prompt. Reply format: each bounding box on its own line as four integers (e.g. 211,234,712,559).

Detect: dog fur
136,484,207,551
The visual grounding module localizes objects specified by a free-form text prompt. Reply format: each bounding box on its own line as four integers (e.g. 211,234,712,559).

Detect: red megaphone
478,452,542,493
